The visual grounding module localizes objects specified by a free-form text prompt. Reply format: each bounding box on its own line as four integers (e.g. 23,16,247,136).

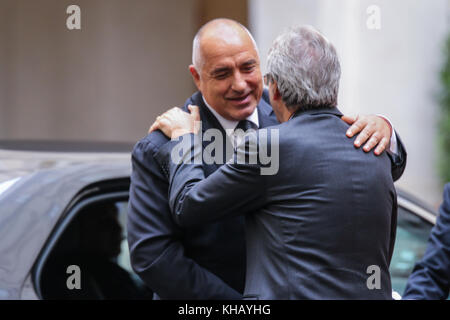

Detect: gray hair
266,25,341,110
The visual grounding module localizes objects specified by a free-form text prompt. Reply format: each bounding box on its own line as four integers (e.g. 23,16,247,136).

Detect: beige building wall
0,1,12,138
0,0,200,143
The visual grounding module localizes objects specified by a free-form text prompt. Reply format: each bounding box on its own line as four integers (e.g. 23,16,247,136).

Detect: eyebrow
241,59,257,67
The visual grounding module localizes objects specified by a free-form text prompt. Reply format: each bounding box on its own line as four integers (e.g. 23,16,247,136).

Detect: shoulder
184,91,204,109
440,183,450,216
252,122,285,150
132,131,170,161
132,91,204,157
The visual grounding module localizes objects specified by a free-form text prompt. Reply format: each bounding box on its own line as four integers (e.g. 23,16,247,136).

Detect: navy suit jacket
156,107,398,299
403,183,450,299
128,91,407,299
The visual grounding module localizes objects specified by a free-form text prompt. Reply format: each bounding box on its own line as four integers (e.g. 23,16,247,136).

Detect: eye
212,69,230,79
215,72,228,79
242,65,255,73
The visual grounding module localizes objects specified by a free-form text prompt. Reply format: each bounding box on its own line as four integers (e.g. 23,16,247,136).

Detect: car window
38,199,152,300
115,201,138,278
390,205,434,295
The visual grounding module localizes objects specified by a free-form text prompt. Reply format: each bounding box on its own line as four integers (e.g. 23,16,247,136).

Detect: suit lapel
257,97,278,129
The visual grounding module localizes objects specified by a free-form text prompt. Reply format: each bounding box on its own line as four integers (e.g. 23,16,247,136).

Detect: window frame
31,184,129,299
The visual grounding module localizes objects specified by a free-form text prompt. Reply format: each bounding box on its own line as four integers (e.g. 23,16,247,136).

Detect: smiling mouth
227,93,251,105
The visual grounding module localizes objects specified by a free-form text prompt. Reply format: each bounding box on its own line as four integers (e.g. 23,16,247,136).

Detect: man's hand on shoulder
149,105,201,139
341,114,392,156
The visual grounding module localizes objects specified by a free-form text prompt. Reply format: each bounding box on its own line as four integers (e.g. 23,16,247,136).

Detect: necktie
233,120,257,148
235,119,256,132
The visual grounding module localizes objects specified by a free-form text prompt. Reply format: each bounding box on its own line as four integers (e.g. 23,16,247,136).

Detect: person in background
403,183,450,299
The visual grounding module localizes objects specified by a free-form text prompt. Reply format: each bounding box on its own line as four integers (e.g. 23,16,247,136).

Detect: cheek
248,74,263,91
205,80,228,97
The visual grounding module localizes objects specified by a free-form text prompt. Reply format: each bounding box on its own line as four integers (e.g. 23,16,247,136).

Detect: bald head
192,18,259,72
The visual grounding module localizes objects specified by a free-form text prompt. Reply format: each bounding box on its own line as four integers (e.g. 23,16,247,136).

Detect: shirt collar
202,96,259,136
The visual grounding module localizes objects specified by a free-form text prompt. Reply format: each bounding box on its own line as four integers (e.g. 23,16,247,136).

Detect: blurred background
0,0,449,207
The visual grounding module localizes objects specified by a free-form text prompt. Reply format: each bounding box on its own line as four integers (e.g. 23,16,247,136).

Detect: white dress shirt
202,97,259,147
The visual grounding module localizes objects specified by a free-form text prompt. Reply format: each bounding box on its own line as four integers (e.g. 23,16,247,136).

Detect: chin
232,111,252,121
234,104,257,120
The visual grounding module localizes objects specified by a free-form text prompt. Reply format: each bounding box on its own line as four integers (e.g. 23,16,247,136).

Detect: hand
341,114,392,156
149,105,201,139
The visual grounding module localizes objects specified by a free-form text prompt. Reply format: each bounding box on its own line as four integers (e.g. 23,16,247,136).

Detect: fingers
148,112,172,133
188,105,201,121
351,115,391,155
148,122,157,133
188,105,201,133
362,132,381,152
346,115,366,138
374,137,389,156
148,115,162,133
149,116,171,137
148,105,200,136
354,123,375,148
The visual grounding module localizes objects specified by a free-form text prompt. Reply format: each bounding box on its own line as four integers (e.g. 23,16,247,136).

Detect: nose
231,72,247,93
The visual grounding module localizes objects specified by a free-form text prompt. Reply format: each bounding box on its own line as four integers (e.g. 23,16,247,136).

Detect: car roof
0,140,135,153
0,140,134,184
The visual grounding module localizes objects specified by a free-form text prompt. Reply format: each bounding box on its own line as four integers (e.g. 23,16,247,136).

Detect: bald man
127,19,407,299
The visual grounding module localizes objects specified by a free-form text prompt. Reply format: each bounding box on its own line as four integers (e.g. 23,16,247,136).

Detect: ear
270,80,282,101
189,65,201,90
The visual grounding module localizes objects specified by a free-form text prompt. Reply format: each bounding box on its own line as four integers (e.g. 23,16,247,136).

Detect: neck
281,108,296,122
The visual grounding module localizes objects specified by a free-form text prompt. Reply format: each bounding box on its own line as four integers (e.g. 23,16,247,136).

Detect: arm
127,135,242,299
154,133,266,227
402,184,450,300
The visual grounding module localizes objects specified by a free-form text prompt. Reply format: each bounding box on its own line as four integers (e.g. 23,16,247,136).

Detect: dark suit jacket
127,91,278,299
403,183,450,299
156,107,398,299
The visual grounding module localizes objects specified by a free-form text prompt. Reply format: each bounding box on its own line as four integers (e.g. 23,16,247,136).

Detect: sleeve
402,184,450,299
154,132,267,228
387,130,407,182
127,138,242,299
